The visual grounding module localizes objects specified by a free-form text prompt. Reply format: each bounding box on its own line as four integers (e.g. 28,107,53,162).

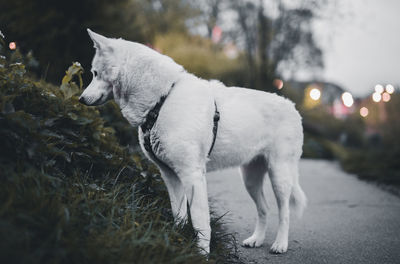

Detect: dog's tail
290,167,307,218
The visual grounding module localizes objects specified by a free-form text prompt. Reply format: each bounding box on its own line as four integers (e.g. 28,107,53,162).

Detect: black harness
140,86,220,169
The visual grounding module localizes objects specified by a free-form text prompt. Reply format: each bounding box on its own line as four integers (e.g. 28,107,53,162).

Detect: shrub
0,35,238,263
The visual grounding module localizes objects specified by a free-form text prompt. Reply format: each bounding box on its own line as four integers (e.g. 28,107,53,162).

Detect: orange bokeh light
9,42,16,50
273,79,284,90
382,92,391,102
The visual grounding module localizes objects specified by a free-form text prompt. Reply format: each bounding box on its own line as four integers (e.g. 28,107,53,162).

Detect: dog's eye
93,70,98,77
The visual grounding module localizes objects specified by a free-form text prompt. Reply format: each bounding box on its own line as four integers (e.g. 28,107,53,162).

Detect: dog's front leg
179,169,211,255
159,168,188,224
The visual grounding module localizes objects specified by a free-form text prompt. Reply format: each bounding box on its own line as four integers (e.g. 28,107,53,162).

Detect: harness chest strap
140,92,220,168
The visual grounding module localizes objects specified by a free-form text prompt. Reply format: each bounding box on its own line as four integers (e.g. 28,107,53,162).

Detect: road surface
206,159,400,264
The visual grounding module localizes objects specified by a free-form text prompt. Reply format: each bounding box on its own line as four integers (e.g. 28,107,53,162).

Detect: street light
372,92,382,102
386,84,394,94
341,92,354,107
310,88,321,100
375,84,384,94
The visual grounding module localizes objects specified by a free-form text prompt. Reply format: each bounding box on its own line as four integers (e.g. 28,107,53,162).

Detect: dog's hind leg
268,158,294,254
160,168,188,224
240,155,268,248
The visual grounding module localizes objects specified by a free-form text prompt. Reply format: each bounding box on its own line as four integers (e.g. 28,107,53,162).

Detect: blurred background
1,0,399,193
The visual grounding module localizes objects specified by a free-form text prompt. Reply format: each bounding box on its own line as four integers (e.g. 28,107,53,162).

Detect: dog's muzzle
79,96,88,105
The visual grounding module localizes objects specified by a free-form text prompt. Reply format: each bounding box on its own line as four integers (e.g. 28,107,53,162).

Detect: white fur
80,29,307,255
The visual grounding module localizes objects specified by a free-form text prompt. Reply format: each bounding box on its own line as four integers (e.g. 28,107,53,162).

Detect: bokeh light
9,42,16,50
360,107,369,117
372,92,382,102
341,92,354,107
310,88,321,100
273,79,284,90
385,84,394,94
375,84,384,94
382,92,391,102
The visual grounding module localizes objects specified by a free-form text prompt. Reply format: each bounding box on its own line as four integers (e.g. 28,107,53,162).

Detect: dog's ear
87,29,113,52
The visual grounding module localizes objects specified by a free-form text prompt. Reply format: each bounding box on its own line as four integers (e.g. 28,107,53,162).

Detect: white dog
80,29,307,255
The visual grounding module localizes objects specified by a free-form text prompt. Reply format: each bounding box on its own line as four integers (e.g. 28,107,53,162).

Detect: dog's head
79,29,185,126
79,29,118,106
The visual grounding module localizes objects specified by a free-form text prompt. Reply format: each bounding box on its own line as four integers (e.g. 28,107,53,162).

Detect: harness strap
141,87,220,166
207,102,220,157
140,93,170,170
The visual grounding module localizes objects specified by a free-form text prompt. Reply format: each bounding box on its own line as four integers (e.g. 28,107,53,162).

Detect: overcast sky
313,0,400,97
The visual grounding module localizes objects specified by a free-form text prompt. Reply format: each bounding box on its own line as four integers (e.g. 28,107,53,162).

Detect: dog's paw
269,240,288,254
197,239,210,256
242,236,264,248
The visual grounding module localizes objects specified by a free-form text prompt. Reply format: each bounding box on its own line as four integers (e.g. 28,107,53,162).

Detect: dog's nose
79,96,86,104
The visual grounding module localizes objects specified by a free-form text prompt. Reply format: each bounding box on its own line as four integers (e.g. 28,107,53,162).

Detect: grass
0,41,240,263
0,163,240,263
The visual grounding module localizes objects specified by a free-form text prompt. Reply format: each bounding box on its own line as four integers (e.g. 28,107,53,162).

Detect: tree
230,0,259,88
219,0,325,91
271,1,324,81
0,0,198,83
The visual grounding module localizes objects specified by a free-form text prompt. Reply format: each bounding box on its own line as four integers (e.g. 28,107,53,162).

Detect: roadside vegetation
0,36,239,263
338,96,400,192
281,84,400,193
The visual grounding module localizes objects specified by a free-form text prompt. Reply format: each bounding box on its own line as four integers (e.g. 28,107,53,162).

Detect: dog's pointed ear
87,29,113,52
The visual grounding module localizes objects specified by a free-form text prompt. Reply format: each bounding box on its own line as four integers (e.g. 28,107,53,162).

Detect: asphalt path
206,159,400,264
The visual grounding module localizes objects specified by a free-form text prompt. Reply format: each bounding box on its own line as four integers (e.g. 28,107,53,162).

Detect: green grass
0,40,240,263
0,162,240,263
